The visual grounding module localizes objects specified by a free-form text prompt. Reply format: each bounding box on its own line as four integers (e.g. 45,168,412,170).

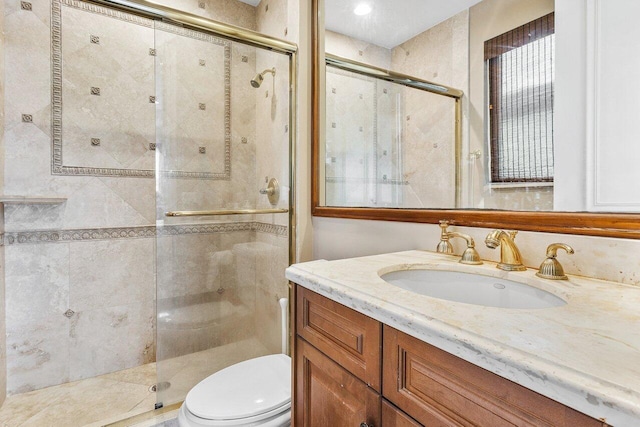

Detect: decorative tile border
3,222,287,245
51,0,232,180
254,222,288,236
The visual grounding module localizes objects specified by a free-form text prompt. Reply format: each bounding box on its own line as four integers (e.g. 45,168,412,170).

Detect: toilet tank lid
185,353,291,420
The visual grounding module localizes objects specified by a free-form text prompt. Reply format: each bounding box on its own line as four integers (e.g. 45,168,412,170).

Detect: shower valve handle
259,187,274,195
259,178,280,206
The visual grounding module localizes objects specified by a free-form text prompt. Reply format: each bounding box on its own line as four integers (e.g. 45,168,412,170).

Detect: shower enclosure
154,18,295,407
91,0,296,410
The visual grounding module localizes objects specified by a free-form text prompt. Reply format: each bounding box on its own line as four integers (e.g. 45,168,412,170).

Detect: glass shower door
153,22,293,408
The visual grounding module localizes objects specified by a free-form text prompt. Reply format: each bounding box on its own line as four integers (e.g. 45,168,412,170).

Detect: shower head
250,67,276,88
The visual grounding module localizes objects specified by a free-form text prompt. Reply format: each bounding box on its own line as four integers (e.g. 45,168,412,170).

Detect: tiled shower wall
3,0,294,395
0,0,6,407
324,13,467,209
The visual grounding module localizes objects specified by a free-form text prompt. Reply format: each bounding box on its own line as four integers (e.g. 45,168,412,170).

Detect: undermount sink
380,269,566,309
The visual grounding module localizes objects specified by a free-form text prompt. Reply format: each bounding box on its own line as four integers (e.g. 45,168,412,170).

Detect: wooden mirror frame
310,0,640,240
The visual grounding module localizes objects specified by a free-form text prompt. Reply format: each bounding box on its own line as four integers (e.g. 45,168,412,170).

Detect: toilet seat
179,354,291,427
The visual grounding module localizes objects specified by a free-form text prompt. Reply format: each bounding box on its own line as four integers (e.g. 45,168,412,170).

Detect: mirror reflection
324,63,459,208
321,0,638,213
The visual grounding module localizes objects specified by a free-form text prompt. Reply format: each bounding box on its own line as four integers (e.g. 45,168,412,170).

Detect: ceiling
325,0,483,49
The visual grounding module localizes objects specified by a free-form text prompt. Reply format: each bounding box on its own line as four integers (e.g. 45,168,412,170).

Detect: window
485,13,555,183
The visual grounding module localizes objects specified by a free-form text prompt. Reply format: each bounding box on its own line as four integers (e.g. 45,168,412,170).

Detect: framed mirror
311,0,640,239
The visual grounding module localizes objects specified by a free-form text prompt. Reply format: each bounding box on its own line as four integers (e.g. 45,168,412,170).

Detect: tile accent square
241,56,248,63
199,59,206,66
331,122,336,128
90,87,101,96
198,1,205,8
241,137,247,144
90,35,100,44
198,103,206,111
21,114,33,123
149,96,156,103
383,88,388,94
149,143,156,151
331,88,336,94
199,147,206,154
20,1,32,11
91,138,101,146
50,2,232,180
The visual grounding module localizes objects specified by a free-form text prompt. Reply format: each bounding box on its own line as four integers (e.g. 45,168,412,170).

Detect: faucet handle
536,243,574,280
545,243,574,258
508,230,518,240
436,220,454,254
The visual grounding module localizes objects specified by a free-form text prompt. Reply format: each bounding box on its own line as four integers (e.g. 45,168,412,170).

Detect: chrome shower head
250,67,276,88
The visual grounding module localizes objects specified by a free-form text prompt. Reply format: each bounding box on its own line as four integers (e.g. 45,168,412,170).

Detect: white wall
554,0,587,211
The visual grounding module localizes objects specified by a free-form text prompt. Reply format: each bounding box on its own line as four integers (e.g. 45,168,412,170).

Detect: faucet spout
484,230,526,271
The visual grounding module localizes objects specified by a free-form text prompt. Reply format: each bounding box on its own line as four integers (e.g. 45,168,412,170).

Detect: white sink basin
380,269,566,309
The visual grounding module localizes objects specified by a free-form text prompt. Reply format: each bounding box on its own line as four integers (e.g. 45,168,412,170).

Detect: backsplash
312,217,640,287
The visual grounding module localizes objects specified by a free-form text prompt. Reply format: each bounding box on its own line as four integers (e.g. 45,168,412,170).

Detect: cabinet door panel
382,400,423,427
383,326,606,427
297,286,381,391
296,338,381,427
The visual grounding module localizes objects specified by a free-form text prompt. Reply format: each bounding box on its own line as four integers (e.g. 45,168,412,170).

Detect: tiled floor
0,338,270,427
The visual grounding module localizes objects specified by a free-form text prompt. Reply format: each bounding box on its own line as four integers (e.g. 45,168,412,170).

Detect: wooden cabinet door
383,326,607,427
297,286,382,391
296,337,381,427
382,400,423,427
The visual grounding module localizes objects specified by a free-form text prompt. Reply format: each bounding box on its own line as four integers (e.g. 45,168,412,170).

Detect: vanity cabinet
383,326,605,427
295,286,608,427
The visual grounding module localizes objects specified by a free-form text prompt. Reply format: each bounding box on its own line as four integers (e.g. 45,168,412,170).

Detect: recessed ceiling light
353,3,372,16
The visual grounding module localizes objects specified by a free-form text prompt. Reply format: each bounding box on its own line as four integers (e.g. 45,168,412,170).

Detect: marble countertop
285,250,640,426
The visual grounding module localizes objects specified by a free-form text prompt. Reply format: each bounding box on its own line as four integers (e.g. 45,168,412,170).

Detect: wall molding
2,222,287,245
51,0,232,180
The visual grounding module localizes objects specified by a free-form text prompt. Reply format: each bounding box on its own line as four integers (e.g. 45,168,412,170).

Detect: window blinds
486,13,555,183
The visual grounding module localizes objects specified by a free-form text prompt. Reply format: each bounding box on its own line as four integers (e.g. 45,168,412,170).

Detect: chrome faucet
484,230,526,271
436,221,482,265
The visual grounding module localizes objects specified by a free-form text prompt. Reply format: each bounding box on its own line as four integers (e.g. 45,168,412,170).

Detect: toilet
178,353,292,426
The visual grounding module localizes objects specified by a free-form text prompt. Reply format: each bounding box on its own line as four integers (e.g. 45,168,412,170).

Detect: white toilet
178,353,291,426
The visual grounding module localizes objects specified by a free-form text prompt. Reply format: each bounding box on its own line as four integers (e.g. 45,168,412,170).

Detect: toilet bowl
178,353,291,427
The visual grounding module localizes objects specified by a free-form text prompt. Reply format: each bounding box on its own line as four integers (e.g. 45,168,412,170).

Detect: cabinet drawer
296,338,381,427
296,286,382,391
383,326,607,427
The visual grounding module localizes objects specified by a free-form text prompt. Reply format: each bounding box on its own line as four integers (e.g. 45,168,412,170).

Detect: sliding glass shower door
153,23,293,407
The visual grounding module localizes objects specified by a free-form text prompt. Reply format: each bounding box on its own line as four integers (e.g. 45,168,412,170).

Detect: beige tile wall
323,13,466,209
3,0,293,397
0,0,6,408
